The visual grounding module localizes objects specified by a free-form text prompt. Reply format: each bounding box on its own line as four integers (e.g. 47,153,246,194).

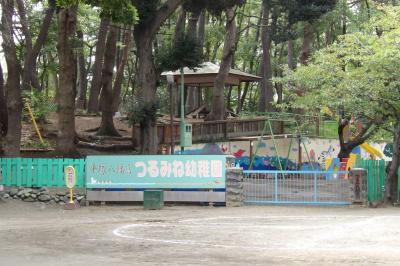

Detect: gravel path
0,200,399,265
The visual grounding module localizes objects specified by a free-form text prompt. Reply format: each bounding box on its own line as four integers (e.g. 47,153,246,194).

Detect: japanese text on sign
86,155,226,189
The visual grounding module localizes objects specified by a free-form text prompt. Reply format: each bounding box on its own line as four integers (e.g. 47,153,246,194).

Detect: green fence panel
0,158,86,188
358,159,387,202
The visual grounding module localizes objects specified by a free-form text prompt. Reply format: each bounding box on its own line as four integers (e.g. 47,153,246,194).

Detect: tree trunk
112,28,131,113
76,29,88,109
258,1,274,113
132,0,182,154
239,7,262,113
206,7,237,121
96,26,120,137
134,34,159,154
299,22,314,65
385,122,400,203
184,10,201,113
175,7,186,41
87,17,109,113
0,62,7,154
337,119,376,160
288,38,295,70
197,10,206,57
56,5,79,156
19,0,55,91
1,0,23,157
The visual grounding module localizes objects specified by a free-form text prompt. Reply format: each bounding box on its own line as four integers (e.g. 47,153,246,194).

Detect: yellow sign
65,166,76,189
65,166,76,204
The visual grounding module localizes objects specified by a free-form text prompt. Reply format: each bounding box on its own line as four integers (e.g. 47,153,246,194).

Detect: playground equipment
249,113,313,170
360,143,384,159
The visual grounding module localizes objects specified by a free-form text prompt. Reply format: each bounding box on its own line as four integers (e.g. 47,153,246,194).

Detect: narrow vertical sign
65,166,76,188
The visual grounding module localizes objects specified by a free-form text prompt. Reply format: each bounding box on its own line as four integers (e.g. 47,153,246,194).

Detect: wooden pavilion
161,62,261,118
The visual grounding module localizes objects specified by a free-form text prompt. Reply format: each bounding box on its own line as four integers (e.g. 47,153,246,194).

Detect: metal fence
0,158,86,188
243,170,352,205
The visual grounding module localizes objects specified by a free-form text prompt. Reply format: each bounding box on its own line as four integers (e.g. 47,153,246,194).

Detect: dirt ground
1,200,400,266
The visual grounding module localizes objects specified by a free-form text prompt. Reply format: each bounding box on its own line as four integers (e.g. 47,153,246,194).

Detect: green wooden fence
356,159,387,202
0,158,86,188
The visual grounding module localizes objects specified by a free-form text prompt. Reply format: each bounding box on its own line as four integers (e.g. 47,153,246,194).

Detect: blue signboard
86,155,226,189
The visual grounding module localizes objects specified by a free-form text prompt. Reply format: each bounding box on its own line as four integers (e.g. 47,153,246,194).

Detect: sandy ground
0,200,400,266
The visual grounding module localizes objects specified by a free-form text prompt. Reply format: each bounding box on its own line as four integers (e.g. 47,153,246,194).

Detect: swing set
249,114,314,170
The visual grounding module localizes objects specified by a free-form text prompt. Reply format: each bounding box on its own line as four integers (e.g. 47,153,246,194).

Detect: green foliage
158,33,204,71
132,0,160,24
89,0,137,24
23,91,56,122
57,0,137,24
282,0,337,25
126,99,160,127
184,0,246,16
278,5,400,134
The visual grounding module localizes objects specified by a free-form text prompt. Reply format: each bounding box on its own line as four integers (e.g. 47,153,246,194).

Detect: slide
360,143,384,159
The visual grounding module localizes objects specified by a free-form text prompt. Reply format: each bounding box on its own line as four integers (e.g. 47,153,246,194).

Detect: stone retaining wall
225,168,244,207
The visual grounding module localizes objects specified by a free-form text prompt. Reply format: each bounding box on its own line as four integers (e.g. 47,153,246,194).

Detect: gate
243,170,352,205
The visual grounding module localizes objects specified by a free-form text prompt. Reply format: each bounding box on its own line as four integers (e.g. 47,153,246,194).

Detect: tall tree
96,26,120,136
0,64,7,155
87,17,109,113
76,28,88,109
56,4,79,156
1,0,23,156
18,0,56,91
132,0,182,154
258,1,275,112
112,28,131,113
206,7,238,121
283,5,400,201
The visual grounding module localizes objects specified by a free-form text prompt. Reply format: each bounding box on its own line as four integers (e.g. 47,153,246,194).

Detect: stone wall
225,168,244,207
0,187,86,206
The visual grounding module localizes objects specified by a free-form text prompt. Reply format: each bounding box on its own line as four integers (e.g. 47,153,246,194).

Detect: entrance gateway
243,170,361,205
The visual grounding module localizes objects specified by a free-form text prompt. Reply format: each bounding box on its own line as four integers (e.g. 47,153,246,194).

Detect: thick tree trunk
206,7,237,121
76,29,88,109
1,0,23,157
134,34,158,154
299,22,314,65
132,0,181,154
112,28,131,113
258,1,274,113
56,5,79,156
0,62,7,154
385,122,400,202
0,64,7,135
87,17,109,113
96,26,120,137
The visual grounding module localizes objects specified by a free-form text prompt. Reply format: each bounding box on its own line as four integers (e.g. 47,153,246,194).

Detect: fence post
313,172,317,202
349,168,368,204
275,172,278,202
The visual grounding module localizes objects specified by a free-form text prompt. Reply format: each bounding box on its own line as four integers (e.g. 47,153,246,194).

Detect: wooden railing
132,116,327,146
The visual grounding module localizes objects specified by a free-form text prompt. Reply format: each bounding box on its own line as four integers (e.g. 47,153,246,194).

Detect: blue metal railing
243,170,352,206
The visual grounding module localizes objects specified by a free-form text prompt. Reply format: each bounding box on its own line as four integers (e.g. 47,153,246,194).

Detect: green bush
23,90,56,122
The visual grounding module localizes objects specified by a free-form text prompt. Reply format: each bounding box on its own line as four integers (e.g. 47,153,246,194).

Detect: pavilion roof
161,62,261,86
